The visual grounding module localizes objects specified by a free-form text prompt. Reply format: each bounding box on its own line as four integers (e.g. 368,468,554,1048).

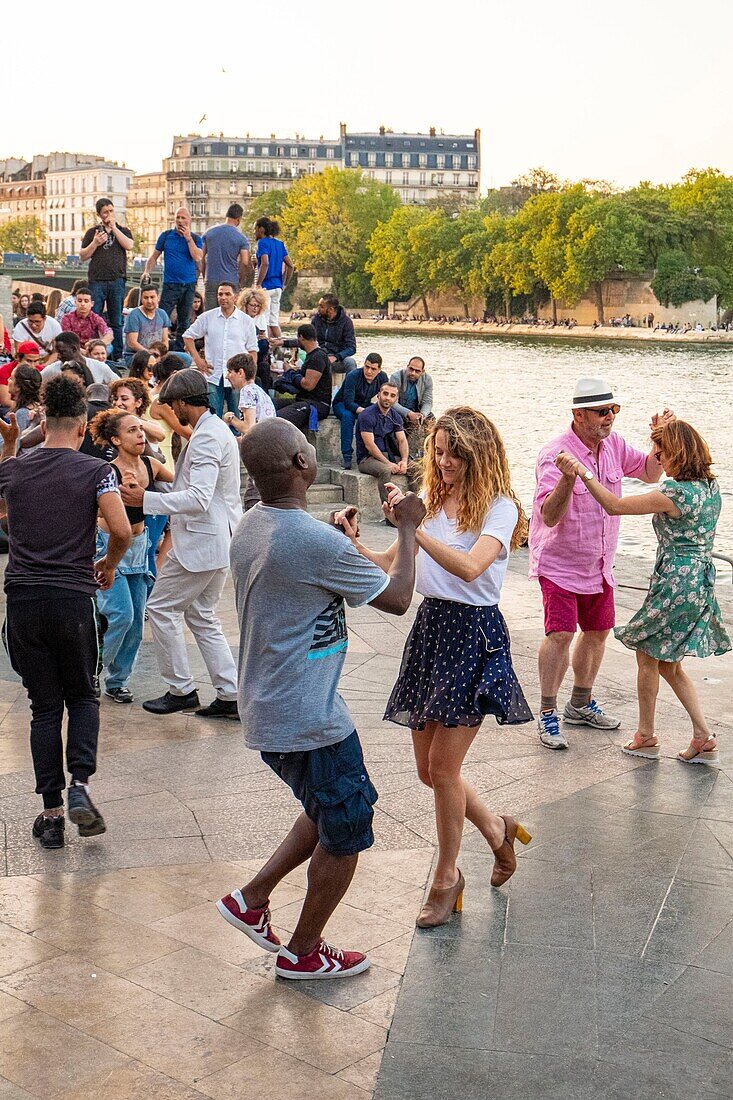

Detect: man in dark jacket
311,295,357,376
332,353,387,469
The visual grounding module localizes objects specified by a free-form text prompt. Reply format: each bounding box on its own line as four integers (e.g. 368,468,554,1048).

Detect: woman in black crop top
88,410,173,703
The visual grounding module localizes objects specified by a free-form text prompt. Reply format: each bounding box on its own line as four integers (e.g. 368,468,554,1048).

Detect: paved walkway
0,530,730,1099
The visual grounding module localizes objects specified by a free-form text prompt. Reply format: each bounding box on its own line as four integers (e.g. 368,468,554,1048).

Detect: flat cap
158,368,209,405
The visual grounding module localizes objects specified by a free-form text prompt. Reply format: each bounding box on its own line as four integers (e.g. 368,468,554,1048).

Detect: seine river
354,330,732,561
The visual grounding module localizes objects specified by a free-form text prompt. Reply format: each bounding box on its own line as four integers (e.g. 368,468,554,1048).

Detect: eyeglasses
588,405,620,417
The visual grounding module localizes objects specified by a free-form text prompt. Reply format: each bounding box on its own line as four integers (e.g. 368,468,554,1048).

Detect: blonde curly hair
237,286,269,320
421,406,528,549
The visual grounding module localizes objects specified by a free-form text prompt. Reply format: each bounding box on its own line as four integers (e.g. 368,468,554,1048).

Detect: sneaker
563,699,621,730
216,889,281,953
142,689,200,715
194,698,239,720
32,813,65,849
67,784,106,837
275,940,371,981
342,458,353,470
538,710,569,750
105,686,133,704
93,675,101,699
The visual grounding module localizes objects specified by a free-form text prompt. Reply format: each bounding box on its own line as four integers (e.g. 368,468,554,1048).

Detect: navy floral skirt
384,597,533,730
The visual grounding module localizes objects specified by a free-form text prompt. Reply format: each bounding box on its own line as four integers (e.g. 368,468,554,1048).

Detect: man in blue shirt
254,216,294,339
144,208,203,351
356,381,409,505
332,353,388,469
201,204,251,310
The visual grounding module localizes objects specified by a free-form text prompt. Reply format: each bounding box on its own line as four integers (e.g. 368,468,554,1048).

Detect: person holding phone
79,199,133,363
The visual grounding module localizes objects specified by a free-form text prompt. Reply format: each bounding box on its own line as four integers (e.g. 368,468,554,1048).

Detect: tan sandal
416,871,465,928
621,735,660,760
677,737,719,768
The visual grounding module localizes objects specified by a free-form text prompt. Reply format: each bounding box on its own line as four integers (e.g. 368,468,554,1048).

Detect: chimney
429,127,436,138
379,126,385,136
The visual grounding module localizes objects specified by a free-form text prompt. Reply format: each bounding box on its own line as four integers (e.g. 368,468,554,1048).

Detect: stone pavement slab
0,533,730,1098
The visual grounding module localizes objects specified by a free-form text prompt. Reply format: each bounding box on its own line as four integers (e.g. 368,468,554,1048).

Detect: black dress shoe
32,813,65,849
195,698,239,720
142,690,200,715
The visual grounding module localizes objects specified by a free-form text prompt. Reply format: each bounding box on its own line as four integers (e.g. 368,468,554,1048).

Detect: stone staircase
305,417,408,523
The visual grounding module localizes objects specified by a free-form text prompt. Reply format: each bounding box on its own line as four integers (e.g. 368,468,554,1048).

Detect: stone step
307,483,344,504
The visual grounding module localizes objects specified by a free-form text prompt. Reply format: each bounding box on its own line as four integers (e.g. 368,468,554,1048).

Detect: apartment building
126,171,167,255
45,163,133,257
341,124,480,204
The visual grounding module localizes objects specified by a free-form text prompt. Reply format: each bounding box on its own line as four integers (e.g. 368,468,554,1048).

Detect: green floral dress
615,478,731,662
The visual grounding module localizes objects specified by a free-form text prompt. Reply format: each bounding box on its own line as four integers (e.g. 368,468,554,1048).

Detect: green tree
0,216,48,258
246,189,290,235
556,195,645,322
366,205,433,314
652,250,720,308
282,168,400,305
667,168,733,308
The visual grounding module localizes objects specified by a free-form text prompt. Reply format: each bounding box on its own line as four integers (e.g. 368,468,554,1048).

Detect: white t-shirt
416,496,518,606
12,317,62,358
41,358,119,385
238,382,275,422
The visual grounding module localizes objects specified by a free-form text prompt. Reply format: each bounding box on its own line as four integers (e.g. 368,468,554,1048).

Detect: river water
354,330,732,560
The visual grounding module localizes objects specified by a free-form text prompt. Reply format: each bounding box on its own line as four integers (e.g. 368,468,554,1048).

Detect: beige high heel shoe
490,815,532,887
416,871,465,928
677,737,719,767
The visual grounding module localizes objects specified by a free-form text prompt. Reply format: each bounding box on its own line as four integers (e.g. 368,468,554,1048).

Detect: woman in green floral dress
556,419,730,767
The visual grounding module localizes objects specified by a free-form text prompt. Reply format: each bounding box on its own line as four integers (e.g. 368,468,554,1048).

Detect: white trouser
146,553,238,700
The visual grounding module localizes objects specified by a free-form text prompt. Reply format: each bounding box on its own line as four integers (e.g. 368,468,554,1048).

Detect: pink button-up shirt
528,426,648,593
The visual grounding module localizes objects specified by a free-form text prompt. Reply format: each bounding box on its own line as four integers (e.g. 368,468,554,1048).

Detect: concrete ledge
340,470,409,521
308,416,342,467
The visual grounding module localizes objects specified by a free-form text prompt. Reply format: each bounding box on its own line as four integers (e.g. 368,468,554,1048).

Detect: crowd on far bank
0,195,729,989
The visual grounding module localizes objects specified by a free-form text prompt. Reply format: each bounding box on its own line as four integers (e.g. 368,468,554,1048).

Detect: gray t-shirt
230,505,389,752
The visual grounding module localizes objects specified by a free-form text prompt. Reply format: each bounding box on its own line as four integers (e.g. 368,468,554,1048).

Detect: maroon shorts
539,576,615,635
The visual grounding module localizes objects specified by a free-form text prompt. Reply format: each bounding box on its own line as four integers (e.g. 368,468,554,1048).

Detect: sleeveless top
111,455,154,524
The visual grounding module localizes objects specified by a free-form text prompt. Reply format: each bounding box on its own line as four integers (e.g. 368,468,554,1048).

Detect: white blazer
143,411,243,572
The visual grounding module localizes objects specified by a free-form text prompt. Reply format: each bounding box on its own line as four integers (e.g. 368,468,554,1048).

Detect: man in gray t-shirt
218,418,424,981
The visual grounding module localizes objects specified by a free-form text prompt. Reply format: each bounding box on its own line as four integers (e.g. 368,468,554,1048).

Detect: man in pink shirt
529,377,670,750
60,285,113,350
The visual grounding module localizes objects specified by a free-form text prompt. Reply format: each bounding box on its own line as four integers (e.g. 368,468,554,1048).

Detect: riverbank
285,317,733,345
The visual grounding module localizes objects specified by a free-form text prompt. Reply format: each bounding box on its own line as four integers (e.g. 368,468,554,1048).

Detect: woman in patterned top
556,419,730,767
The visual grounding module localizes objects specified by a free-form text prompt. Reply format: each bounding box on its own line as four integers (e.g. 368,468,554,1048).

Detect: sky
3,0,732,191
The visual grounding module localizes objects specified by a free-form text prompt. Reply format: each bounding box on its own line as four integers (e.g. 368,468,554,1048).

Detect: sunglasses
588,405,620,417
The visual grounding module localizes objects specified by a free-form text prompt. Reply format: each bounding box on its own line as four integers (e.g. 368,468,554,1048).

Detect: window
385,171,392,184
402,171,409,186
246,161,255,173
350,152,359,166
401,190,408,201
308,163,316,174
204,144,211,153
437,174,444,186
248,146,255,156
437,154,445,169
261,162,270,173
367,152,376,167
61,214,65,230
230,161,239,173
70,178,75,193
419,154,427,167
107,176,113,191
467,155,477,169
468,175,476,187
261,146,269,156
309,147,317,158
228,146,235,156
419,172,426,185
385,152,393,168
452,155,461,169
276,162,284,177
290,146,298,157
453,173,460,186
402,153,410,167
277,146,285,156
326,147,335,159
70,213,75,230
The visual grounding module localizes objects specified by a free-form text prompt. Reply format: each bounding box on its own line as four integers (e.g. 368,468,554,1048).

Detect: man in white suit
120,369,243,717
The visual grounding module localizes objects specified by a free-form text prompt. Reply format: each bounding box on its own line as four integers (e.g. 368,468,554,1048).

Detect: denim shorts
261,730,378,857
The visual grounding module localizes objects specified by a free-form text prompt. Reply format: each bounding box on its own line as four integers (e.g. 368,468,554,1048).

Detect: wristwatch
582,468,594,481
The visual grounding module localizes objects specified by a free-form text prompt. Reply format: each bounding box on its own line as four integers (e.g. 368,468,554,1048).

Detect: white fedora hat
571,377,621,410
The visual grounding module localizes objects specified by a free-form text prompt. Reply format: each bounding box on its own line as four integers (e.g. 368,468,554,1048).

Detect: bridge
1,263,162,292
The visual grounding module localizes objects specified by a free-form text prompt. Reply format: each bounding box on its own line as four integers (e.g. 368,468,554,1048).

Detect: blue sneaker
538,710,568,750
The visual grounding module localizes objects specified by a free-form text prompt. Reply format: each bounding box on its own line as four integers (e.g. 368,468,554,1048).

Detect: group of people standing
0,271,728,982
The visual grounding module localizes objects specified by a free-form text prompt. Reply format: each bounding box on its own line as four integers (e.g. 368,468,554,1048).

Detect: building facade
126,171,167,256
341,124,480,204
0,178,46,228
164,134,341,236
45,163,133,257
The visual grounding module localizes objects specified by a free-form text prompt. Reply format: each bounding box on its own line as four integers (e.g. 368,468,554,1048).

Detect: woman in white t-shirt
342,407,533,928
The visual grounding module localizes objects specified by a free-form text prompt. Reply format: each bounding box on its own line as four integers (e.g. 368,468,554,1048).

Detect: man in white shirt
182,282,258,419
12,302,61,360
41,333,119,385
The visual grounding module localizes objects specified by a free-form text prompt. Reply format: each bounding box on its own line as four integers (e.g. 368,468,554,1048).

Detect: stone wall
537,277,717,327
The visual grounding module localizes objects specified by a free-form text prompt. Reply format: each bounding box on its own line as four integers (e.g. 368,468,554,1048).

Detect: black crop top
111,455,154,524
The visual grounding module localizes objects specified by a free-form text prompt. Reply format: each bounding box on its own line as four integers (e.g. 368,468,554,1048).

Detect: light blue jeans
96,529,150,691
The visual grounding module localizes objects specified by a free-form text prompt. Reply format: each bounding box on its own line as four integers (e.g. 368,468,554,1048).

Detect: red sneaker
275,940,371,980
216,889,281,953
